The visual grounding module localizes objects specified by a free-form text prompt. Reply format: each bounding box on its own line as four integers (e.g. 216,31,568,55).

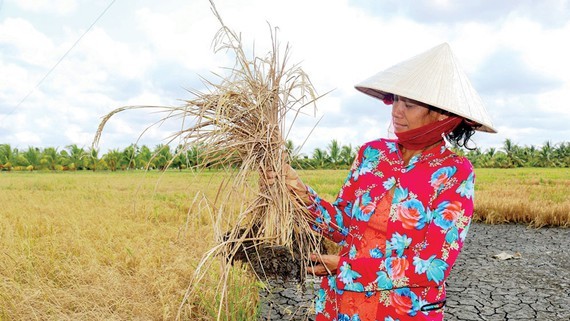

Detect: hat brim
354,43,497,134
355,86,497,133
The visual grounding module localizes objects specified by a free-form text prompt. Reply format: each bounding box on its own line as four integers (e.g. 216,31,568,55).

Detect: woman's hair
428,105,477,150
446,120,476,150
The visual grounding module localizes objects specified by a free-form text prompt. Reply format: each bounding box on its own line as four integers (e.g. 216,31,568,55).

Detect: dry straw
94,1,326,319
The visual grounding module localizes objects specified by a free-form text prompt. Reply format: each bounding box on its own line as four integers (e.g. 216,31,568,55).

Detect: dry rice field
0,168,568,320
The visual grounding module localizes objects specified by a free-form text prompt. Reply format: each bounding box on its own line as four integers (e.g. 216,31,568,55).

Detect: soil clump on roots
228,227,324,283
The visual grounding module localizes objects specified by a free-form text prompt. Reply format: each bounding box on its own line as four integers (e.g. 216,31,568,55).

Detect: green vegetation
1,138,568,172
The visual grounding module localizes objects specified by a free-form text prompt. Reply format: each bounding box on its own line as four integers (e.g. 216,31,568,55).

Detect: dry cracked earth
258,223,570,320
445,223,570,320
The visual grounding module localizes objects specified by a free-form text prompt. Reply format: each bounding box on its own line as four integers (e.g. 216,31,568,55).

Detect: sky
1,0,570,156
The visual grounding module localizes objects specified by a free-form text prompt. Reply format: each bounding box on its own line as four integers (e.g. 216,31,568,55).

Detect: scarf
395,116,463,150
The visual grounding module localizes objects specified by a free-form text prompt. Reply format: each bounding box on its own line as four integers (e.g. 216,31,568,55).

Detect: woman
283,43,496,320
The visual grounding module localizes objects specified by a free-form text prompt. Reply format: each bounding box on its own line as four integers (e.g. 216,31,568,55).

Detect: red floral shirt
307,138,475,320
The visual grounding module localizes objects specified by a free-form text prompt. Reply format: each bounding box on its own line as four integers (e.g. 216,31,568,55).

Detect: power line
1,0,117,121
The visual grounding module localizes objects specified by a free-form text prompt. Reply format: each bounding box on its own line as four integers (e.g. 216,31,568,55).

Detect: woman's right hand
265,163,312,205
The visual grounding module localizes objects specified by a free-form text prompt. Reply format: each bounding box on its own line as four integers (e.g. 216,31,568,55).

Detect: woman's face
391,95,447,133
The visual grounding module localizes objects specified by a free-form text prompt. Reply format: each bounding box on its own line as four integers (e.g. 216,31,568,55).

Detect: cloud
472,48,563,95
11,0,78,15
348,0,570,27
0,17,55,67
1,0,569,156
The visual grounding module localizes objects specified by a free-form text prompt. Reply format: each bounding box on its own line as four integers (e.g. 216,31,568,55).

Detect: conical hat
355,43,497,133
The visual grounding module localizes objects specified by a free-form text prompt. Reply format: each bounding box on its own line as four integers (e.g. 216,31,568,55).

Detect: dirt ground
446,222,570,320
258,222,570,320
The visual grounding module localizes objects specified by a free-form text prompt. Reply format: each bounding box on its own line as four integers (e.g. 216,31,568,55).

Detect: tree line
0,138,568,172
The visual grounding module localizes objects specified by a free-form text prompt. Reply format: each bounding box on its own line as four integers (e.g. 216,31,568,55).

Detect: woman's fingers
307,254,340,276
307,264,329,276
261,164,312,205
264,170,277,185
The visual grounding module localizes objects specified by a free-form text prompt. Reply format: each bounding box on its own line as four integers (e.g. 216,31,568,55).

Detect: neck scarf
395,116,463,150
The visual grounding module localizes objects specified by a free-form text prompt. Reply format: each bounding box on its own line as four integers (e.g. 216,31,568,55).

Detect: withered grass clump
94,1,325,320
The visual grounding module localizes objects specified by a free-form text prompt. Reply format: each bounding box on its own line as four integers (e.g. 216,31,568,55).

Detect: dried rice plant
94,1,326,319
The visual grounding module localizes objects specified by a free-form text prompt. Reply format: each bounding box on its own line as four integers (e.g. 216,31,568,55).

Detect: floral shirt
307,138,475,320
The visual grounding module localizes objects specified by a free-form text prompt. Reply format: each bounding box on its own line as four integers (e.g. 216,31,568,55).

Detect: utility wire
1,0,117,121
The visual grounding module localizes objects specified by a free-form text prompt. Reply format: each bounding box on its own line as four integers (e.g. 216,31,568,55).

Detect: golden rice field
0,168,568,320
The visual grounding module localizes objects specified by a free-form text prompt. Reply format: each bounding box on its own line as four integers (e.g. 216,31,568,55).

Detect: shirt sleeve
304,147,364,244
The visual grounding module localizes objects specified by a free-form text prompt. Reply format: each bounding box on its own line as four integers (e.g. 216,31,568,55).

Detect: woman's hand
264,163,312,205
307,253,340,276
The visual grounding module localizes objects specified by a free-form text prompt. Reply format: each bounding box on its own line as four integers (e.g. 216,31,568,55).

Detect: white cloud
0,18,55,66
1,0,569,156
12,0,78,15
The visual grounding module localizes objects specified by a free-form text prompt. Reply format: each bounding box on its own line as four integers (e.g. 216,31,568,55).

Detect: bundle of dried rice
94,1,325,319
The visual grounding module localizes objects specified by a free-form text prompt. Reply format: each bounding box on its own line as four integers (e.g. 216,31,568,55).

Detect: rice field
0,168,568,320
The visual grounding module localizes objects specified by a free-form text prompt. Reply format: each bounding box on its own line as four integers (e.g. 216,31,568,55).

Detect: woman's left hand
307,253,340,276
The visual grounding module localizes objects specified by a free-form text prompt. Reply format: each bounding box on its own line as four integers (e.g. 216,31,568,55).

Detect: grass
0,170,256,320
473,168,570,227
0,168,568,320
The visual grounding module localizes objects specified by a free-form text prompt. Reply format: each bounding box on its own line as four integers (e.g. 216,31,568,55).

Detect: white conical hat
355,43,497,133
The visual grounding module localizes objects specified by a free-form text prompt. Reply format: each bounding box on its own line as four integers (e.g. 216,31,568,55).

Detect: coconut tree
104,149,122,171
137,145,153,169
312,147,329,168
537,141,555,167
151,144,172,171
122,144,138,170
340,144,356,167
171,144,187,170
0,144,16,170
185,143,203,169
65,144,87,170
502,139,523,167
555,142,570,167
40,147,62,171
86,148,105,171
465,147,482,167
22,146,42,170
327,139,341,168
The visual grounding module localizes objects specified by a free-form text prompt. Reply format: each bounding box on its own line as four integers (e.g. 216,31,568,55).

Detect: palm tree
152,144,173,171
502,139,522,167
312,148,329,168
519,145,538,167
537,141,555,167
41,147,62,171
0,144,16,170
555,142,570,167
86,148,104,171
122,144,138,170
104,149,123,171
137,145,153,169
65,144,87,170
339,144,356,166
22,147,42,170
172,144,188,170
327,139,341,168
465,148,482,167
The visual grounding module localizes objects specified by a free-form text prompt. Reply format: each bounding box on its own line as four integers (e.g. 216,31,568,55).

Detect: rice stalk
94,1,326,319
